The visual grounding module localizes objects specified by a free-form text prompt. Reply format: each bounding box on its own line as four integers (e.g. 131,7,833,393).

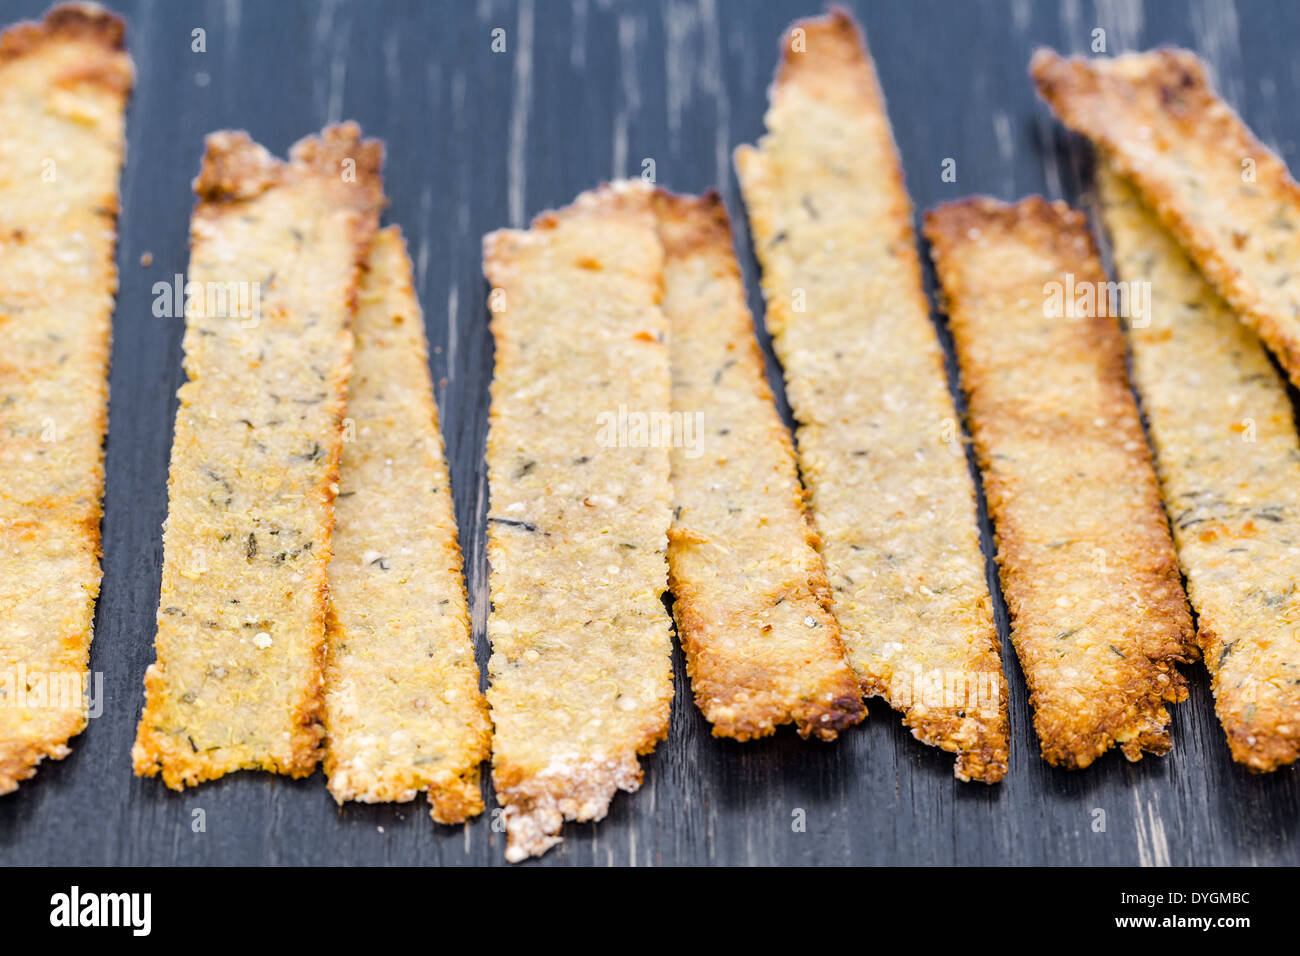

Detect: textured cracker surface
925,196,1196,769
323,227,491,821
482,183,674,861
132,123,384,788
1098,167,1300,771
1033,48,1300,390
733,9,1008,781
0,4,131,795
654,189,863,743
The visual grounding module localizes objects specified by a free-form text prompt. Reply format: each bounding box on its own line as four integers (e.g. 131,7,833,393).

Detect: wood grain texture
0,0,1297,866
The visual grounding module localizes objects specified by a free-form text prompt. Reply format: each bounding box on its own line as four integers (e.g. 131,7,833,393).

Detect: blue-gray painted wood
2,0,1297,866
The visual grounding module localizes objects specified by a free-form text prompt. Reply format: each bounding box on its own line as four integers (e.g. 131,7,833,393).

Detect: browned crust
652,188,865,742
193,123,385,211
132,123,383,788
427,781,483,827
1,3,125,61
0,4,130,98
734,7,1009,782
1031,47,1300,389
0,714,79,796
191,131,280,203
654,188,732,259
772,7,878,110
925,196,1196,769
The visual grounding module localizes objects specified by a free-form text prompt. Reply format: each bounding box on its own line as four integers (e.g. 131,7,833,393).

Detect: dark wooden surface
2,0,1298,866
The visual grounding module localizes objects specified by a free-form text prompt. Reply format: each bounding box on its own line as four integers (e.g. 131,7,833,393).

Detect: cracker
924,196,1196,768
0,3,131,794
1033,48,1300,388
482,182,674,861
653,189,864,742
323,226,491,821
1097,166,1300,771
132,123,384,788
733,8,1009,781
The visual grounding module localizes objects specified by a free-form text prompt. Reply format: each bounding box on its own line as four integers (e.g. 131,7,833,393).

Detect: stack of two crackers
924,41,1300,779
9,4,1298,866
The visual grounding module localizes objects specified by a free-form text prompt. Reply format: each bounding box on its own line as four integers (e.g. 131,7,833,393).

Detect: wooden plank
4,0,1300,867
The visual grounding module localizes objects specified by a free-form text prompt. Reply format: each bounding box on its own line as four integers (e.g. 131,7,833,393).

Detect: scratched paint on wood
0,0,1297,866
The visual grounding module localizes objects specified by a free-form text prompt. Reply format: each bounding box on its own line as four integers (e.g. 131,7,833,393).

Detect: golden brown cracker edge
924,195,1195,769
652,187,865,742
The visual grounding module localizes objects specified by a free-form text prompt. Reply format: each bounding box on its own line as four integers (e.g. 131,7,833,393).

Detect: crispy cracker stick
733,8,1009,781
132,124,384,788
482,182,674,861
652,189,864,742
1097,166,1300,771
323,227,491,820
0,4,131,794
925,196,1195,769
1033,48,1300,388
